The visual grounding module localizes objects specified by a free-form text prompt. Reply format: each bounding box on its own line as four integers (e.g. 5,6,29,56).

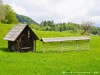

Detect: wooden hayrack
41,36,91,52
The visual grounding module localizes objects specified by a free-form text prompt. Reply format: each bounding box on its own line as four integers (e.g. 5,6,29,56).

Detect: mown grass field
0,24,100,75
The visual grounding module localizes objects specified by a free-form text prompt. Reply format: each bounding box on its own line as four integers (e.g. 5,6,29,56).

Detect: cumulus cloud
3,0,100,26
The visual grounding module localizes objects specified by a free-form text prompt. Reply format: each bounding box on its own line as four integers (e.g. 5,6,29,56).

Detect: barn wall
7,26,38,52
15,26,35,52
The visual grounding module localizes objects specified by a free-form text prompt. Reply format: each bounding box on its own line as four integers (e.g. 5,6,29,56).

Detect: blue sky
3,0,100,26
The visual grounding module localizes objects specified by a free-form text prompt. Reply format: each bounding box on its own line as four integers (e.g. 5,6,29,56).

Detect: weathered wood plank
41,36,91,42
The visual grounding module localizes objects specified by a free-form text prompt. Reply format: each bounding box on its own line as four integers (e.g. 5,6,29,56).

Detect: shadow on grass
0,48,88,53
0,48,9,52
35,49,89,54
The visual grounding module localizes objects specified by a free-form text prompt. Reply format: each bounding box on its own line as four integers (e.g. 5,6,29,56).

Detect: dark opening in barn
4,24,39,52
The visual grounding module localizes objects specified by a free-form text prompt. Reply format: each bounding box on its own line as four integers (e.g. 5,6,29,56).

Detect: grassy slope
0,24,100,75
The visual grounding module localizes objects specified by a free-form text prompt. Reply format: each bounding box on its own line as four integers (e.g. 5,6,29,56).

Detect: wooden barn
4,24,39,52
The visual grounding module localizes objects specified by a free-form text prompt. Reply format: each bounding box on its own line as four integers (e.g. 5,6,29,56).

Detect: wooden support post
17,40,19,52
35,40,36,51
76,40,79,51
33,40,34,52
61,41,63,53
43,42,45,53
34,40,36,52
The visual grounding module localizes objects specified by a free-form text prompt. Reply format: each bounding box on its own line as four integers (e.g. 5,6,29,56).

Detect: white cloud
11,3,28,15
3,0,100,26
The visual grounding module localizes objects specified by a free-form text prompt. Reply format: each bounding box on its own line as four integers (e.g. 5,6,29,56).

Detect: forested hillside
16,14,38,25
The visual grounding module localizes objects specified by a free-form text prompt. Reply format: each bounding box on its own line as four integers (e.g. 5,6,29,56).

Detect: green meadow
0,24,100,75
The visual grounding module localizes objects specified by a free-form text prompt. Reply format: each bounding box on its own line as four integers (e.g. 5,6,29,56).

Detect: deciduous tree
0,0,5,21
3,4,18,24
81,20,93,35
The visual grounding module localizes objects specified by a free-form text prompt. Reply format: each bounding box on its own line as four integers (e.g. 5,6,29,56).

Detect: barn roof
41,36,91,42
4,24,39,41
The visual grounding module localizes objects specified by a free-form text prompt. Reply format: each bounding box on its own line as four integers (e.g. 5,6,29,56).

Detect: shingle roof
41,36,91,42
4,24,28,41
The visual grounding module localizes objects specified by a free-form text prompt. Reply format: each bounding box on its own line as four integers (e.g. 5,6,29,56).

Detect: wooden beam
17,40,19,52
35,40,36,52
34,40,36,52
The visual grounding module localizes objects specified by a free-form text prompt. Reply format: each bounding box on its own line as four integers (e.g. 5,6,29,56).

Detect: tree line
32,20,100,35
